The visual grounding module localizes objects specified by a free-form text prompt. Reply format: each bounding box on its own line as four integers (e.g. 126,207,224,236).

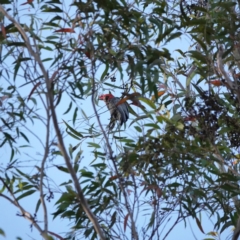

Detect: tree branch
91,81,139,240
0,5,106,240
39,114,50,233
47,81,106,240
0,178,45,237
217,45,234,89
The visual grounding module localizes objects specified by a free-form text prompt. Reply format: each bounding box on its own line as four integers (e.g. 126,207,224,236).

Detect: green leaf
134,126,142,132
42,58,53,62
218,1,236,9
73,107,78,126
191,35,207,52
1,118,11,129
87,142,101,148
103,82,124,89
100,64,109,81
46,236,54,240
3,132,16,143
128,105,138,117
35,199,41,214
0,228,5,237
63,120,83,138
7,42,26,47
16,190,36,201
54,165,69,173
129,114,152,127
144,123,160,129
155,26,175,44
9,149,15,162
81,109,88,121
165,32,182,45
74,163,79,172
63,102,72,115
188,51,207,63
139,97,156,109
0,0,11,3
220,220,232,234
80,170,94,178
13,53,22,81
195,217,205,234
20,132,29,143
149,17,163,30
41,6,63,12
186,69,196,87
1,136,11,148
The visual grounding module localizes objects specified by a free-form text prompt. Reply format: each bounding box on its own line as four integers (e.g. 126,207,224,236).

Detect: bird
98,93,129,129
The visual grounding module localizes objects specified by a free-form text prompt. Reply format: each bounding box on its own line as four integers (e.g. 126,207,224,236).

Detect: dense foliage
0,0,240,239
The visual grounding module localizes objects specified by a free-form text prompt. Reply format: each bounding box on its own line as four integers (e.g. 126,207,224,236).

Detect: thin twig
162,66,185,91
217,45,233,89
187,217,198,240
162,215,181,240
39,114,50,233
185,65,197,98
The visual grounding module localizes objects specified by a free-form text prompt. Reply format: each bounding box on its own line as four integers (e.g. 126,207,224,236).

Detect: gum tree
0,0,240,240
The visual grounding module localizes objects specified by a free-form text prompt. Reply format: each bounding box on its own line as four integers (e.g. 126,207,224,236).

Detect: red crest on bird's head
98,93,114,101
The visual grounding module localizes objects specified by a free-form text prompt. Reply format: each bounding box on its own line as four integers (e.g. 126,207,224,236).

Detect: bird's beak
98,95,104,100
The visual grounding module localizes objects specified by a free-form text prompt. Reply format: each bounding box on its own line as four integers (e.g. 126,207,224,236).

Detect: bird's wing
110,97,129,125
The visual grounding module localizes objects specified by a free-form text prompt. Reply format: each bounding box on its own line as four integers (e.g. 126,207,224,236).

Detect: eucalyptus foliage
0,0,240,240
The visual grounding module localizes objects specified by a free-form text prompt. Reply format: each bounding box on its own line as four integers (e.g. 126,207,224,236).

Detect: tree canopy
0,0,240,239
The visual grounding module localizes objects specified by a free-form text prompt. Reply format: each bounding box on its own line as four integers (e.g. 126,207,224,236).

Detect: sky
0,1,235,240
